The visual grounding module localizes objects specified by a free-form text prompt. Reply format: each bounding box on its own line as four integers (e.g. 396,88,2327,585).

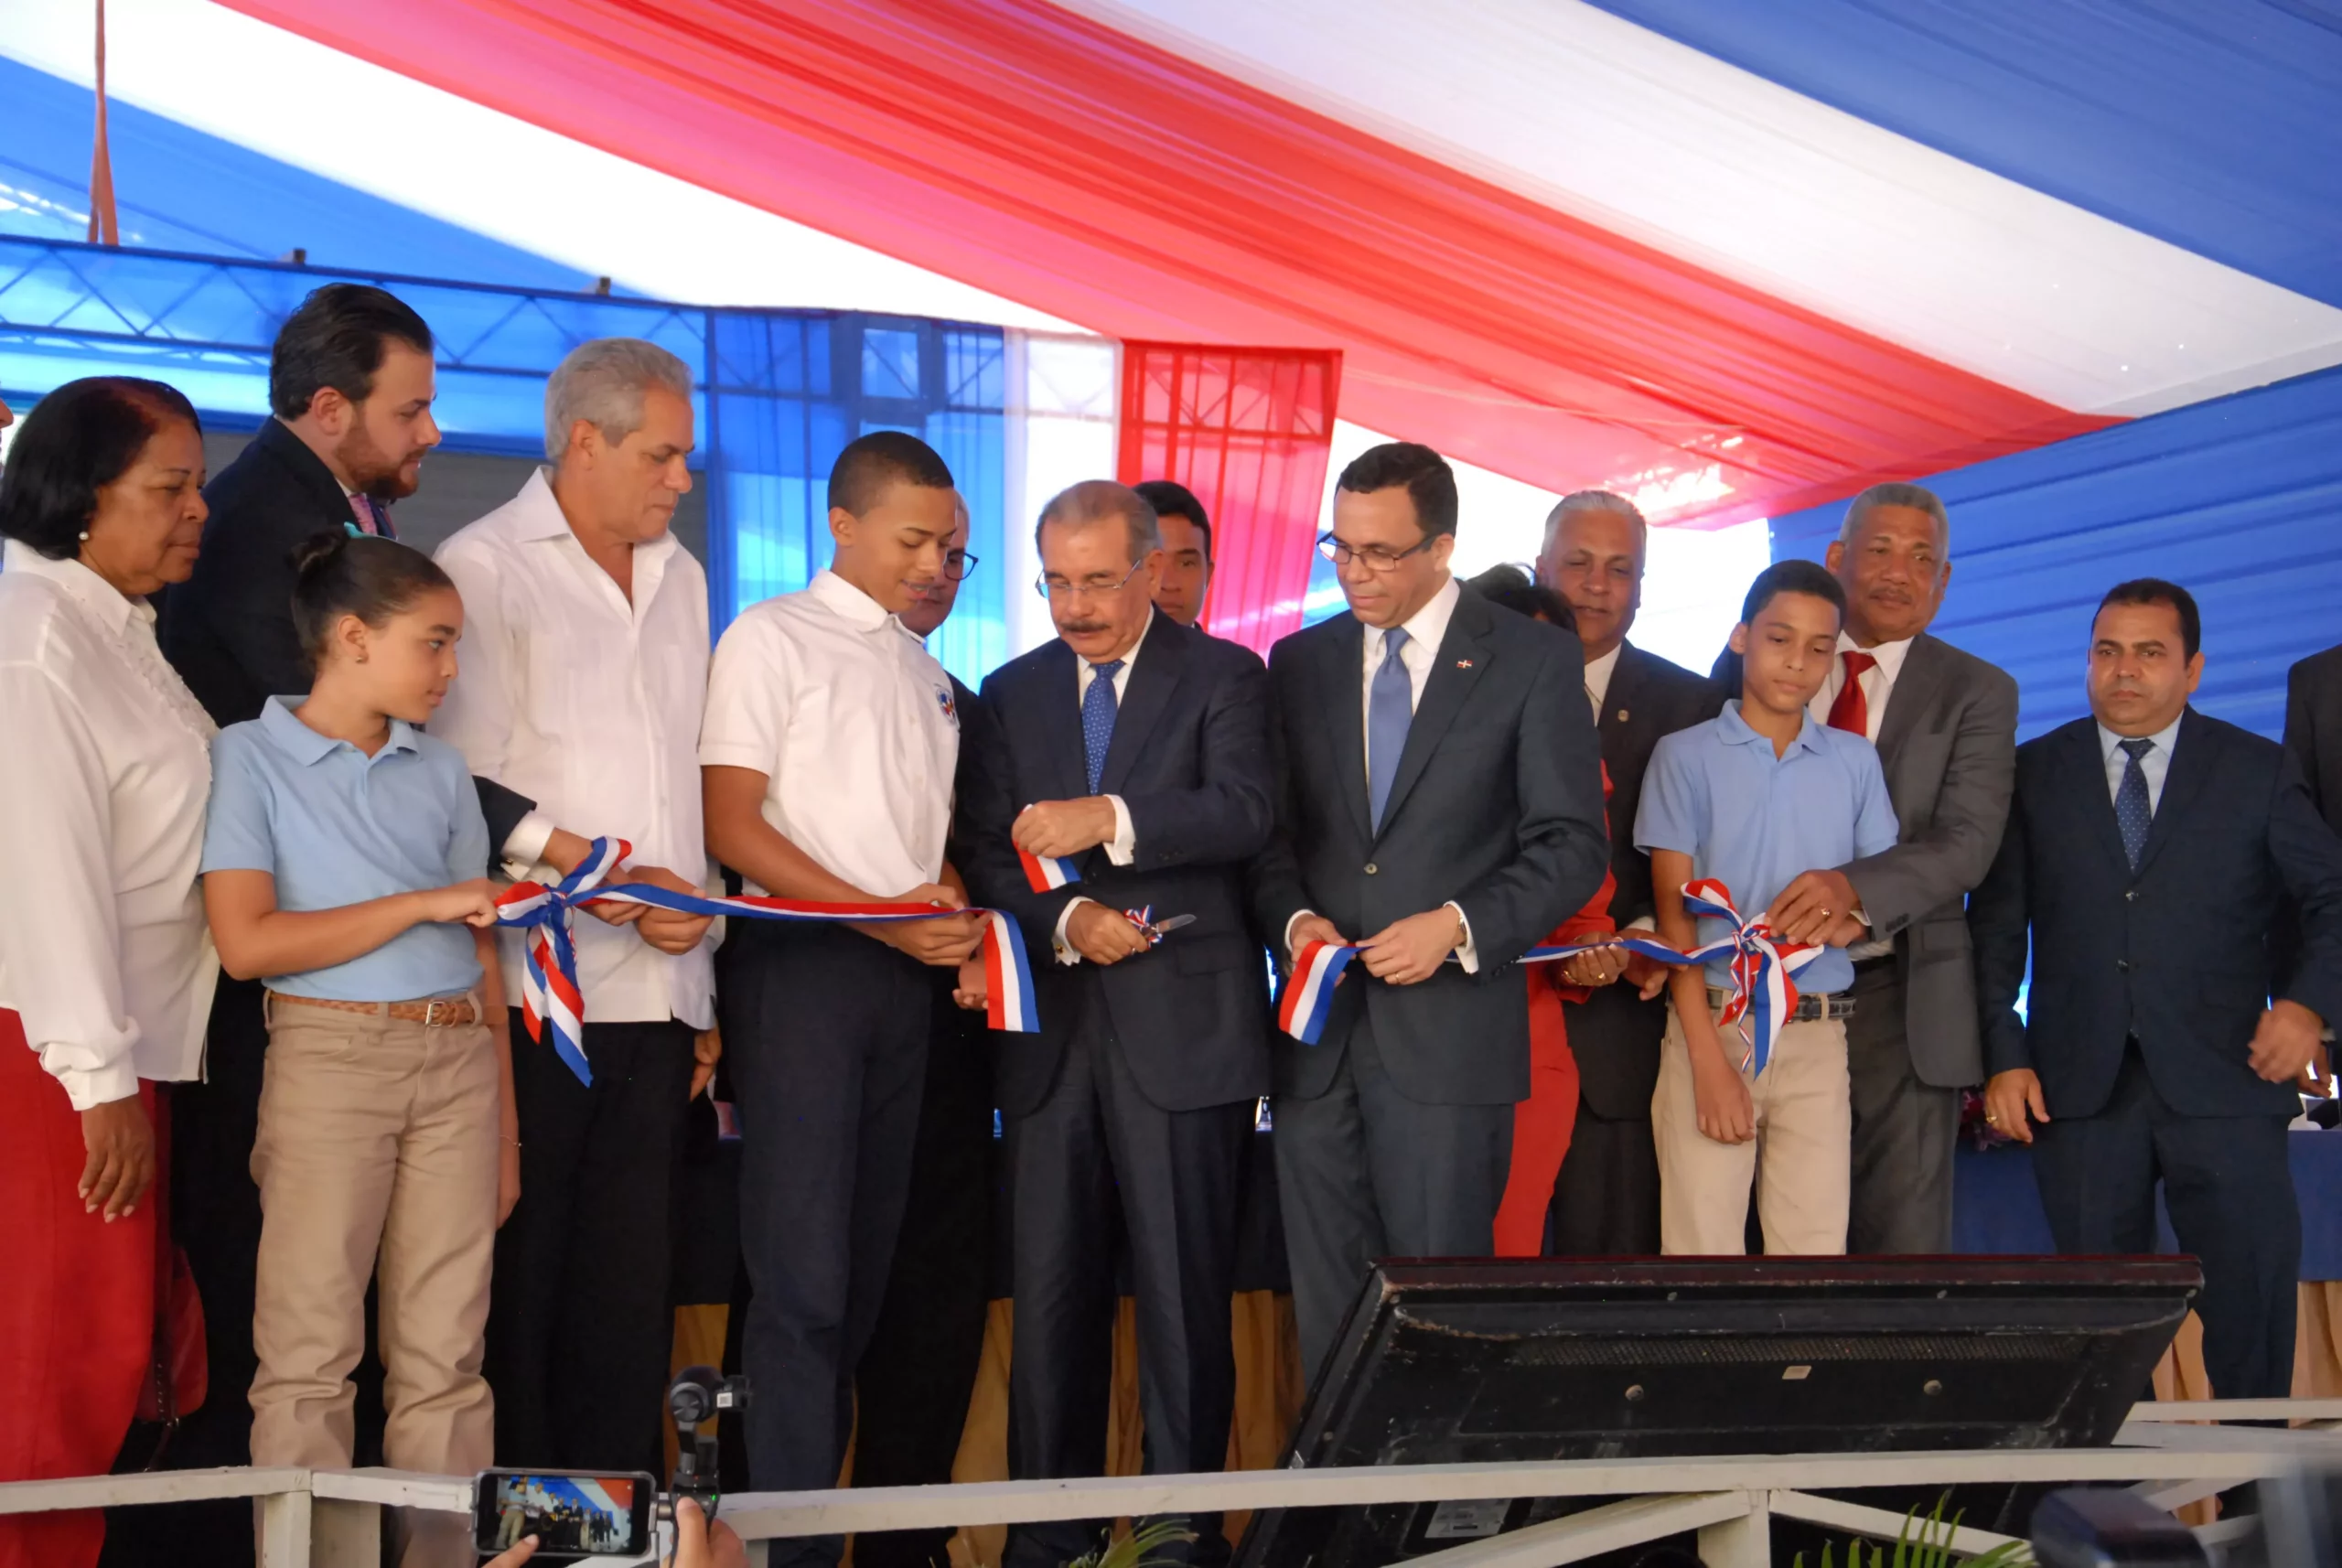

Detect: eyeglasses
943,551,979,583
1034,558,1145,601
1317,532,1440,573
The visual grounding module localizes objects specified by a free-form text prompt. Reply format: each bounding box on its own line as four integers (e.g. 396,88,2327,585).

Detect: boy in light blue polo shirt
1635,560,1897,1255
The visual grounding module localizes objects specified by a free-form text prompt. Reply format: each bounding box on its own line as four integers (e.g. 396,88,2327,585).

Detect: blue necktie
1368,628,1413,832
1082,660,1124,795
2115,736,2154,871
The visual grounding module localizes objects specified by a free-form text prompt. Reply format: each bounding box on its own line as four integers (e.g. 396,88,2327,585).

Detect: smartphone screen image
474,1469,655,1561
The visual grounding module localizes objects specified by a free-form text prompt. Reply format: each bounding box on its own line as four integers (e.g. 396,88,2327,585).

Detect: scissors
1123,908,1198,945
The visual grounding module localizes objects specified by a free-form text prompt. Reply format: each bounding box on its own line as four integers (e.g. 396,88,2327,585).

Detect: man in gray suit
1252,442,1610,1373
1769,483,2018,1253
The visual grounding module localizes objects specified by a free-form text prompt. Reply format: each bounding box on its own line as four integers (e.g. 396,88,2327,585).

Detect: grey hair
1839,482,1949,548
1541,489,1648,558
1036,479,1161,564
543,338,693,463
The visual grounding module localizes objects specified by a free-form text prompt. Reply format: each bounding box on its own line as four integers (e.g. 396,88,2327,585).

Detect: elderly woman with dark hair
0,378,220,1568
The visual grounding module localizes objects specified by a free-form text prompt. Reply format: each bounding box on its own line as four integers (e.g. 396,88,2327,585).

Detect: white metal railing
4,1401,2339,1568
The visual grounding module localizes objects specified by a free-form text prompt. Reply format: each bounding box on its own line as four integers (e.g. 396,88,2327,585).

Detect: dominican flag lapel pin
1456,658,1474,670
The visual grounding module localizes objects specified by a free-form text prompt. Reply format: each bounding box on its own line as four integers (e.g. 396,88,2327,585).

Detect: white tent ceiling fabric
1059,0,2342,418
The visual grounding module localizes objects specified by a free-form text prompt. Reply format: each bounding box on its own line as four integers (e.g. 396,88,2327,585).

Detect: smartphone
473,1469,657,1563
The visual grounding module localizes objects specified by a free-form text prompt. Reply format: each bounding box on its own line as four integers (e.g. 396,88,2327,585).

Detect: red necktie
1827,650,1877,736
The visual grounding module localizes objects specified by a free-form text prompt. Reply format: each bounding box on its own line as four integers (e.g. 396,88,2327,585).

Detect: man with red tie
1766,484,2018,1255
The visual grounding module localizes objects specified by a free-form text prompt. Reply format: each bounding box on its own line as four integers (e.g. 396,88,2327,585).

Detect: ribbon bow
1275,878,1822,1077
496,837,1037,1085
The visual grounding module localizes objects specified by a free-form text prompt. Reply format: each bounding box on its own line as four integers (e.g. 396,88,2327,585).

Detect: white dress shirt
1052,610,1151,963
1807,631,1915,744
0,542,219,1107
1288,575,1477,969
701,568,959,899
2099,714,2183,814
1584,640,1624,719
434,471,715,1028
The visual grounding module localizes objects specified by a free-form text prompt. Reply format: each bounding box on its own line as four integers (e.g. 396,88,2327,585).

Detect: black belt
1705,986,1856,1023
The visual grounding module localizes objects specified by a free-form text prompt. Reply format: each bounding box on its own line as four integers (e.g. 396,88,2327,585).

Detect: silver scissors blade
1149,914,1198,935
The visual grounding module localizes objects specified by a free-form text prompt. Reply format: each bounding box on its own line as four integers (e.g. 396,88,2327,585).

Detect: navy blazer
1248,587,1610,1107
1968,707,2342,1120
961,614,1276,1116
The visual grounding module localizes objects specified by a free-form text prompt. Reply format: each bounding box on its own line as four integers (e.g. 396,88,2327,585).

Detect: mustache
1058,619,1113,635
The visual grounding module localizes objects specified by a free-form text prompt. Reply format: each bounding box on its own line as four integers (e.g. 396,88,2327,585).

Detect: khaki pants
249,997,498,1495
1652,998,1850,1255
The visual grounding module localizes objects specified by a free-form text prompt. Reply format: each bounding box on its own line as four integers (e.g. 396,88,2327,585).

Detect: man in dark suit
1534,490,1722,1253
1971,578,2342,1401
1252,443,1608,1372
1767,483,2018,1254
2285,642,2342,835
960,480,1274,1568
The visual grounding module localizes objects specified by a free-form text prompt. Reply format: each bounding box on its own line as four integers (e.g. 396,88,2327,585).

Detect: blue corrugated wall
1770,366,2342,742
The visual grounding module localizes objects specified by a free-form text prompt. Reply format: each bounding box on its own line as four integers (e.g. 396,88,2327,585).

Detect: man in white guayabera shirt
432,338,717,1475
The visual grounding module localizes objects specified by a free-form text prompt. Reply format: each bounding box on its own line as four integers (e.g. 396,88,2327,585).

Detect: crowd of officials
4,283,2342,1568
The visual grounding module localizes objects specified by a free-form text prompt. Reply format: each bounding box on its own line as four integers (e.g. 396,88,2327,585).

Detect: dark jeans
723,922,929,1568
851,980,997,1568
486,1014,696,1473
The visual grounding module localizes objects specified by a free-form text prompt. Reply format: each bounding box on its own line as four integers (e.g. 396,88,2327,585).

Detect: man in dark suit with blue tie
1250,443,1610,1373
961,479,1276,1568
1971,578,2342,1401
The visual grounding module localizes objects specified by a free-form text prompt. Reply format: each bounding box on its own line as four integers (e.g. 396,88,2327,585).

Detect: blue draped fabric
1772,365,2342,741
1584,0,2342,307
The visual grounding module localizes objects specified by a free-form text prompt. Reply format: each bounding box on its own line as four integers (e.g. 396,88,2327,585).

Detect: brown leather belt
266,991,480,1027
1706,986,1855,1023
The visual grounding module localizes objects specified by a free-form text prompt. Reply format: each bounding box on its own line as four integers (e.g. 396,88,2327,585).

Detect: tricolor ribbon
1017,843,1082,893
1274,878,1822,1077
496,837,1037,1085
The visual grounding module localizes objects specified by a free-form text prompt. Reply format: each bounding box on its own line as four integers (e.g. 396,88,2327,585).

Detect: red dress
1492,767,1618,1258
0,1010,159,1568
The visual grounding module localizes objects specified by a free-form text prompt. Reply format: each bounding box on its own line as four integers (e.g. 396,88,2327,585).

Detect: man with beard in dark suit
1533,490,1723,1253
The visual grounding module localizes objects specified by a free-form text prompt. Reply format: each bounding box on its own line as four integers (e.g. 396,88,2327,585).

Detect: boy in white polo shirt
699,432,985,1547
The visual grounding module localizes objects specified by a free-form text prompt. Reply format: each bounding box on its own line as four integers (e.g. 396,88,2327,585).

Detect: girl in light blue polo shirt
200,532,518,1550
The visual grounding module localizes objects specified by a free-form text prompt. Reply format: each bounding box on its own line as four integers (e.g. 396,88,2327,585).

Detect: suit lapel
257,417,361,531
1033,641,1089,803
2133,707,2215,876
2059,719,2133,876
1377,590,1494,838
1321,616,1374,843
1875,635,1947,768
1098,616,1185,796
1598,642,1642,748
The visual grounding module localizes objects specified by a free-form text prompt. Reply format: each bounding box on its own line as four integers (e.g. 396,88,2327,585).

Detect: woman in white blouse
0,378,220,1568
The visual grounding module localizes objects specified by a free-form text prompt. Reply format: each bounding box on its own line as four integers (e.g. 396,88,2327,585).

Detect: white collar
501,467,679,564
3,538,145,634
808,567,899,633
1082,606,1156,671
1837,628,1915,681
1585,639,1625,692
2099,712,2185,764
1367,574,1460,659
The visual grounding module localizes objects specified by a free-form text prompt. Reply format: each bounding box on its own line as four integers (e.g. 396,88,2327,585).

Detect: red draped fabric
216,0,2111,523
1116,344,1340,656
